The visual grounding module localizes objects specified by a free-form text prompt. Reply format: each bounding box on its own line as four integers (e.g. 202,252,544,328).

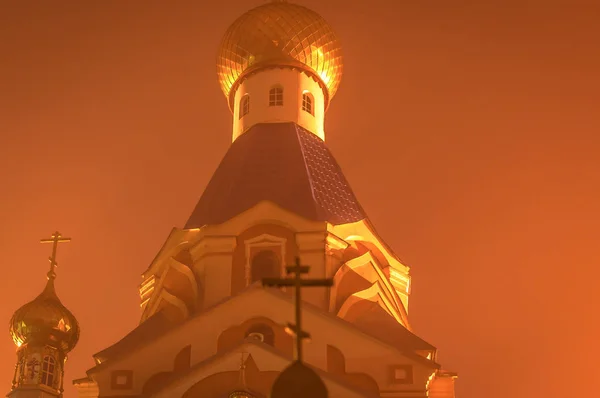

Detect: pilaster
325,232,349,278
190,235,238,309
295,231,328,310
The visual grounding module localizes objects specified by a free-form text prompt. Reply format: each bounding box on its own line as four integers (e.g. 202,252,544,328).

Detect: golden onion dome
217,0,343,110
9,271,80,353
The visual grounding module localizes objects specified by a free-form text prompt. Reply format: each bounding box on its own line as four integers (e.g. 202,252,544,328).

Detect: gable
85,286,438,396
150,340,374,398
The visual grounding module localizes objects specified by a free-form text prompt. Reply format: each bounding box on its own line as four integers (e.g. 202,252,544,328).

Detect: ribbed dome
217,0,343,110
9,276,80,353
271,361,328,398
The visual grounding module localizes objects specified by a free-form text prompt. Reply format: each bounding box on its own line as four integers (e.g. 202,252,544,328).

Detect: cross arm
40,238,71,243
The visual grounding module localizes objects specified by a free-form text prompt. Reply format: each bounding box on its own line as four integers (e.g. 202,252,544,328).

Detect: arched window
41,356,56,387
250,250,280,284
302,92,314,115
239,95,250,119
269,86,284,106
245,323,275,346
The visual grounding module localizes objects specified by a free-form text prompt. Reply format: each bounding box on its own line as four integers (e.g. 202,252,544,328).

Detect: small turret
7,232,80,398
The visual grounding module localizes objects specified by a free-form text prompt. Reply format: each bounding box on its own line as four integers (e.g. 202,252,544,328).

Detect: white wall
232,68,326,141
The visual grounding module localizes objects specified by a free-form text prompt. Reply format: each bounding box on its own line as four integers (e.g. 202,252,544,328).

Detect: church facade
8,2,457,397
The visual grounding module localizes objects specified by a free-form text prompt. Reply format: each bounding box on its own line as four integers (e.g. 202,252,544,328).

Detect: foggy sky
1,1,599,397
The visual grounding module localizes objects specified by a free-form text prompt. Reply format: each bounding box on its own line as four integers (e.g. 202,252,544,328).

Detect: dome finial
40,231,71,282
229,352,255,398
239,351,247,386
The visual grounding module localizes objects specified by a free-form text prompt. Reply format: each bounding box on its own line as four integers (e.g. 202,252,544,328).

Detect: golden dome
217,0,343,110
9,273,80,353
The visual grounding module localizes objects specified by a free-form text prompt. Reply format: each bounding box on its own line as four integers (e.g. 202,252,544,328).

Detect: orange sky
1,1,599,397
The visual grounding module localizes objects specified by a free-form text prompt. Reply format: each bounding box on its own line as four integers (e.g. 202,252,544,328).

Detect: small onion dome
9,270,80,353
217,0,343,110
271,361,328,398
229,388,256,398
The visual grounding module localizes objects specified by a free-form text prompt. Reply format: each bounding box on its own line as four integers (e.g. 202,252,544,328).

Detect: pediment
84,286,438,393
214,287,435,362
150,339,373,398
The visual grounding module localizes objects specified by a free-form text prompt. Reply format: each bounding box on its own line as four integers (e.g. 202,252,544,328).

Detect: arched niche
141,344,191,395
245,323,276,346
231,224,298,295
326,345,380,395
250,250,280,283
217,316,293,357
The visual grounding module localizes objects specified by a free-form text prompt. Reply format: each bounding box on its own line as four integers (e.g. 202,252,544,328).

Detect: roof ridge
293,123,322,220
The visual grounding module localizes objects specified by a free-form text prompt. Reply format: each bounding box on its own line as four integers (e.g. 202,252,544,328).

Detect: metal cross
239,351,247,386
40,231,71,278
262,257,333,362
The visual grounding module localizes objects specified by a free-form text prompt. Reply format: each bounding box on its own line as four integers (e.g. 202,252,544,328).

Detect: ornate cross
262,257,333,362
40,231,71,278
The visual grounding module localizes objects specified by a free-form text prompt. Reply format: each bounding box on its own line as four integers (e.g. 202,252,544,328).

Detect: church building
7,1,458,397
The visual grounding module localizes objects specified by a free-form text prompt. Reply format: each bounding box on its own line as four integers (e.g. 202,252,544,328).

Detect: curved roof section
184,123,366,228
217,1,343,107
